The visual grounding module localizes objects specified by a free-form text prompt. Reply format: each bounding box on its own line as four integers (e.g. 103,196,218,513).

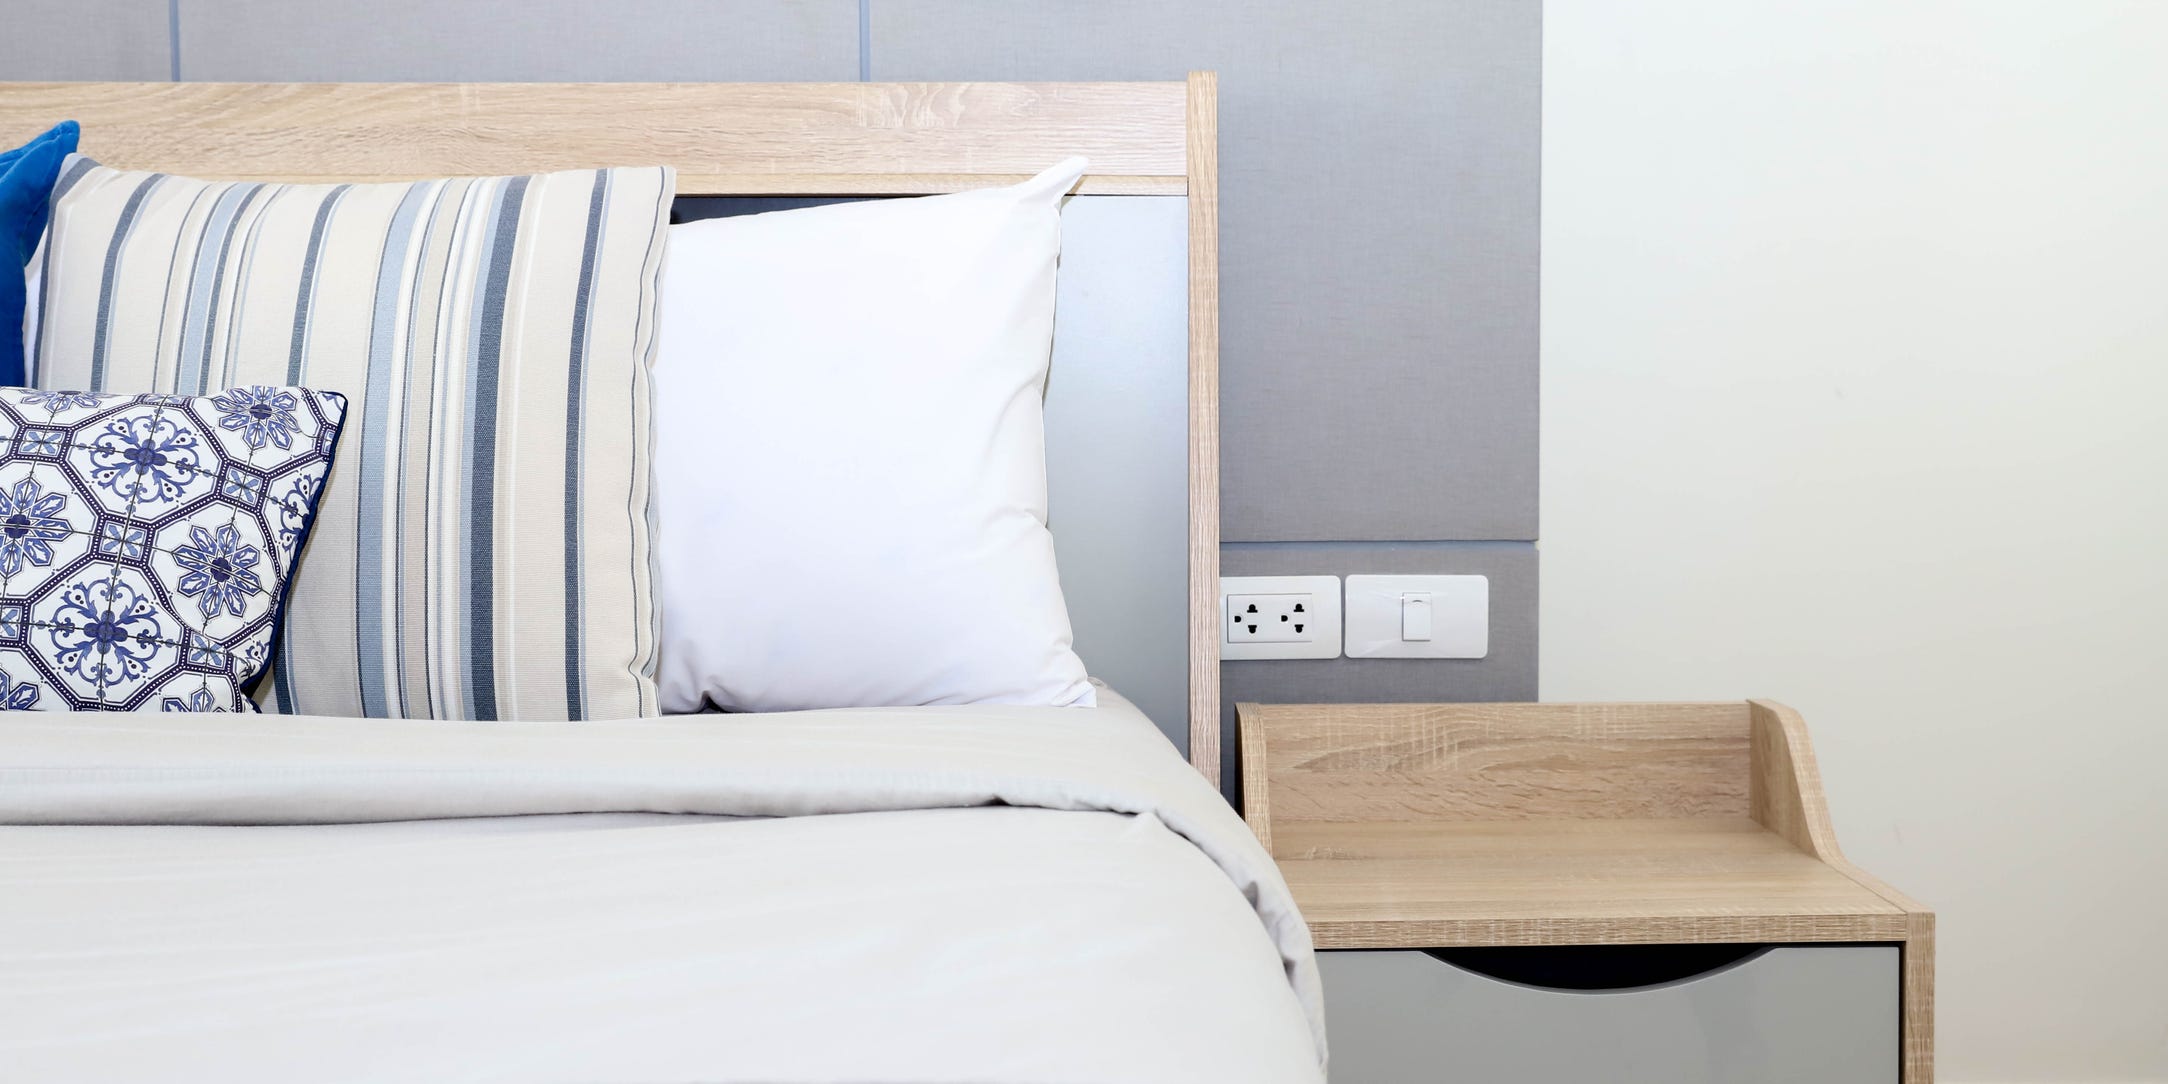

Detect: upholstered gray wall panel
175,0,860,82
1218,541,1537,799
4,0,173,80
869,0,1542,543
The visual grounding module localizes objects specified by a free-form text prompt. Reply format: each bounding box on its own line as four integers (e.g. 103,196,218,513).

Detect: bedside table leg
1902,912,1935,1084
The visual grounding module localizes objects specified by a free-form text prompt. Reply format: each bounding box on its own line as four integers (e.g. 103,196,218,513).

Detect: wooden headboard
0,76,1226,786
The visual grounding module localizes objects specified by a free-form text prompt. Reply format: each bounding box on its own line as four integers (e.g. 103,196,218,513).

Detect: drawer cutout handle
1424,944,1773,993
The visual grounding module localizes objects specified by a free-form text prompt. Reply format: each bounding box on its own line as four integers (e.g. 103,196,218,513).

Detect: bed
0,77,1324,1083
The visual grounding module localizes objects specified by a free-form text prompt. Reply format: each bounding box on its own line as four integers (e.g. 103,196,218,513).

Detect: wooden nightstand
1240,700,1933,1084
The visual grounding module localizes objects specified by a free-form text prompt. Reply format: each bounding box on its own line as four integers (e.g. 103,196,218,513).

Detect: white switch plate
1344,575,1488,659
1220,575,1342,660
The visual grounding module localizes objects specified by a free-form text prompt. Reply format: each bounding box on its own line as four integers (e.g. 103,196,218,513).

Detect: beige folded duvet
0,687,1324,1083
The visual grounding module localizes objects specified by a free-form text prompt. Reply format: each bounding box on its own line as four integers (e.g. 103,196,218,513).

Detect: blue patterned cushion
0,385,345,711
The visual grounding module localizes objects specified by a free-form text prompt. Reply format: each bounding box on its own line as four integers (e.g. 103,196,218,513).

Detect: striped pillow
32,157,674,720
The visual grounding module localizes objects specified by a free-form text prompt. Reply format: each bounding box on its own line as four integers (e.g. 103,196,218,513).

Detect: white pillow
653,159,1096,713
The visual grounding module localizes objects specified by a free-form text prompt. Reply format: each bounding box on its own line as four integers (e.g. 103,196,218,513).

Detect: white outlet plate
1220,575,1341,660
1344,574,1489,659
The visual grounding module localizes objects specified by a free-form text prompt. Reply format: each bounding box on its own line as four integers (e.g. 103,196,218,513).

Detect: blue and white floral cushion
0,386,346,711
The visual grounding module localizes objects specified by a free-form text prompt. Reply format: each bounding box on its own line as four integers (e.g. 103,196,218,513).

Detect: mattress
0,686,1324,1083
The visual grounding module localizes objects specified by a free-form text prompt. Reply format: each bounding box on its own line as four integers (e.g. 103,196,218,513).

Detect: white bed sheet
0,686,1324,1083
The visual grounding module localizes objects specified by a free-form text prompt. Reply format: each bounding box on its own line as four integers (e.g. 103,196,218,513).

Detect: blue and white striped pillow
33,158,674,719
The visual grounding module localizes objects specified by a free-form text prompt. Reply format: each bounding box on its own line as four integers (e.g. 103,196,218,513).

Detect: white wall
1543,3,2168,1080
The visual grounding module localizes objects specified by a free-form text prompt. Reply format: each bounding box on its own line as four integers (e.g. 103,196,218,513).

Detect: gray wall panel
1040,196,1193,746
179,0,859,82
1218,541,1537,798
3,0,172,80
871,0,1541,543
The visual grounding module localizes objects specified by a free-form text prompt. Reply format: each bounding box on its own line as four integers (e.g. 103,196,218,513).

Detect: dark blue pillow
1,121,81,388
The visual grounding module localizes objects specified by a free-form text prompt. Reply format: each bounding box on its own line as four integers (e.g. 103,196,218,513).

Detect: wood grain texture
1245,701,1754,824
1278,817,1902,948
1748,699,1844,859
0,81,1187,195
1889,909,1936,1084
1237,703,1272,850
1185,72,1222,785
1242,700,1936,1077
1303,911,1912,951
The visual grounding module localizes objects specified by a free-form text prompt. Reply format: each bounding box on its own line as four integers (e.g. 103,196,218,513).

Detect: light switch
1401,592,1432,641
1344,575,1488,659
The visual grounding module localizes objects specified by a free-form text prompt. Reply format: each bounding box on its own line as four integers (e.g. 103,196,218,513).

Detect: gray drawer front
1320,947,1899,1084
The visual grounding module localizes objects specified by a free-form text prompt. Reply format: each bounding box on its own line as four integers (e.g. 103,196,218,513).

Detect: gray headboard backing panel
1042,195,1191,743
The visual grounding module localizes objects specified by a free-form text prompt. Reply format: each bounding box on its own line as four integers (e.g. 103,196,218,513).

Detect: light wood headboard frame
0,76,1225,785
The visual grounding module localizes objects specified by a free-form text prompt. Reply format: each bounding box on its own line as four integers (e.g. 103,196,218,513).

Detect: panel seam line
857,0,871,81
167,0,182,81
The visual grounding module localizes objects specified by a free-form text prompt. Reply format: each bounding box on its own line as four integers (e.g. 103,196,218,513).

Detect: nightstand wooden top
1275,816,1904,948
1237,700,1930,949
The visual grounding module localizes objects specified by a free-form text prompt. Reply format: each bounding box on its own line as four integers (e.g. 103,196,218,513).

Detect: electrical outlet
1220,575,1341,660
1228,593,1315,643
